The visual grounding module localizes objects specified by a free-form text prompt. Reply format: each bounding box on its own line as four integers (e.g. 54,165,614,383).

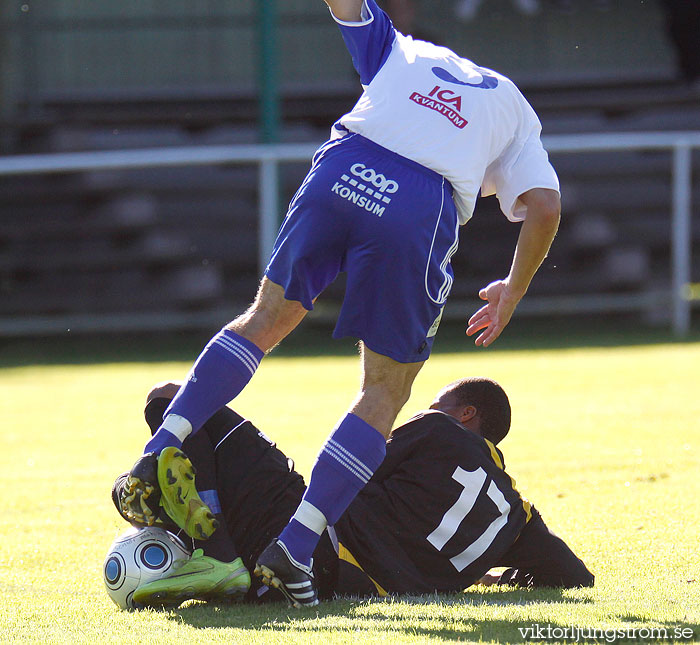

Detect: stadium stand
0,1,698,334
1,75,698,333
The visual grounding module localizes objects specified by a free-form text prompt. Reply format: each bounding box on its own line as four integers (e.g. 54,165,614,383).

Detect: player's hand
466,280,521,347
477,572,502,587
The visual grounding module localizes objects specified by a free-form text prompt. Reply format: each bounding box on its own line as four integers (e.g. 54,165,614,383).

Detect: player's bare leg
227,277,309,352
349,342,425,439
256,344,425,607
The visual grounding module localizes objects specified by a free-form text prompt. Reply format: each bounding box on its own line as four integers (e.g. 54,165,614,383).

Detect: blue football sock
144,428,183,454
278,413,386,567
144,329,264,454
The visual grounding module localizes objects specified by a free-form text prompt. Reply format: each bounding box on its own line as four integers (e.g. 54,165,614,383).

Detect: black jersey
334,410,531,594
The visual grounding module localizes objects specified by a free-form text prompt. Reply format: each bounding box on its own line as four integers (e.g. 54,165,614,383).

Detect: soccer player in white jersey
119,0,561,607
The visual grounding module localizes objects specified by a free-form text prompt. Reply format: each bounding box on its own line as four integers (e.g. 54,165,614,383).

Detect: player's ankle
276,522,317,569
144,427,183,455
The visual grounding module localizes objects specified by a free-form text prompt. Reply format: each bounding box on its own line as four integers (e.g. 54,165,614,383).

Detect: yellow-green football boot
157,447,219,540
133,549,251,606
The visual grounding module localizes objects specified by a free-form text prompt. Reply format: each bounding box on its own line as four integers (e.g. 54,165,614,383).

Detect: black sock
195,513,237,562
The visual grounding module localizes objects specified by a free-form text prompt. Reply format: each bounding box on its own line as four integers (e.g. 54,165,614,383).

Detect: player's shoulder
393,409,489,453
402,408,464,431
394,32,451,60
396,33,524,106
394,409,509,468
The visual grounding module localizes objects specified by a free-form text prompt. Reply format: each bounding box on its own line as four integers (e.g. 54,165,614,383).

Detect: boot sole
253,563,319,609
157,448,219,540
121,476,158,526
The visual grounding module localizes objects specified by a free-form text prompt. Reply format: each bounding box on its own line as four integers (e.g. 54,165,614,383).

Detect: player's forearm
505,192,560,299
323,0,364,22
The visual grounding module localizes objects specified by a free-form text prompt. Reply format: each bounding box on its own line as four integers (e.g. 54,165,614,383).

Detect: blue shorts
265,133,459,363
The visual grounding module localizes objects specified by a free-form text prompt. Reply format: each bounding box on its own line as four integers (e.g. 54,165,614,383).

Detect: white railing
0,132,697,336
544,132,699,337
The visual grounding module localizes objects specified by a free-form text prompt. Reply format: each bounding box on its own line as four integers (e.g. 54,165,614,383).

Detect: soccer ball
103,526,191,609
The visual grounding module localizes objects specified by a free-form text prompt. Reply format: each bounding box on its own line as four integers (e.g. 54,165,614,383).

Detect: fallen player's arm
489,508,594,589
467,187,560,347
323,0,365,22
477,572,502,587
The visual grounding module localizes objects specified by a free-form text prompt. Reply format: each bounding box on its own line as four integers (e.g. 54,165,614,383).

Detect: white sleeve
481,98,560,222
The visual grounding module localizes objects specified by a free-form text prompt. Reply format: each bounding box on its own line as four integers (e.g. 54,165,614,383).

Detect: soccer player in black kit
113,377,593,606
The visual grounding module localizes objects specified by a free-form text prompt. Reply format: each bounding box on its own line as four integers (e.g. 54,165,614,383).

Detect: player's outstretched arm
323,0,365,22
467,188,560,347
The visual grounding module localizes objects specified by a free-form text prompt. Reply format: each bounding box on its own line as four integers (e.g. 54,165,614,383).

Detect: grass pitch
1,338,699,643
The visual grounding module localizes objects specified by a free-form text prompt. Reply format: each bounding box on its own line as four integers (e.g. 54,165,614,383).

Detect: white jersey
329,0,559,225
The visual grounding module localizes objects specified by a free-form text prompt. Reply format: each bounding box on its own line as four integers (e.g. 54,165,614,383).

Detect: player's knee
396,379,415,410
360,379,412,419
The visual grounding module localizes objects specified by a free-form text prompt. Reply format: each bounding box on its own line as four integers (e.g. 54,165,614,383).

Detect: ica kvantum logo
409,65,499,129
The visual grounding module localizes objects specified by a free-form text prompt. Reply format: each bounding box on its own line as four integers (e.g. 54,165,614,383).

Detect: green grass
2,339,700,643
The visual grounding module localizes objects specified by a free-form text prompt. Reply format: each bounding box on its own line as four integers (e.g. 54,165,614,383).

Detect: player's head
429,377,511,445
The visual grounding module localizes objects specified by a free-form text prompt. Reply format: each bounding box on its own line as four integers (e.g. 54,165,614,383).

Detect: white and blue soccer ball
103,526,191,609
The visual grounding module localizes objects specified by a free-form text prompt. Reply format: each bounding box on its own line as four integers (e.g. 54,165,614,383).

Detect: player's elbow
541,193,561,226
521,187,561,229
580,570,595,588
563,563,595,589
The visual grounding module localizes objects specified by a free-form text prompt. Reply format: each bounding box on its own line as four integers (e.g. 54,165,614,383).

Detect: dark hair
443,377,511,445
